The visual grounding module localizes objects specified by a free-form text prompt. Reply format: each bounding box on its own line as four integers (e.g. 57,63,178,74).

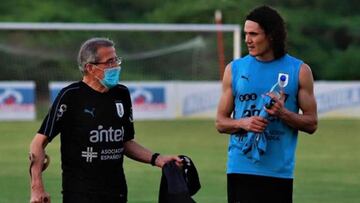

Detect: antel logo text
89,125,124,143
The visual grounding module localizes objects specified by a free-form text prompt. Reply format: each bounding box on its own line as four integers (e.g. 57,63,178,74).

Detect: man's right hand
241,116,268,133
30,188,50,203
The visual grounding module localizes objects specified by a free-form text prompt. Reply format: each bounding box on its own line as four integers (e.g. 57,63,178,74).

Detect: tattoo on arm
29,153,50,177
29,152,35,177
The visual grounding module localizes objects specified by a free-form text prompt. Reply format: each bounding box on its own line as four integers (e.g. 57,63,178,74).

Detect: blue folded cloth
241,131,267,162
240,95,273,162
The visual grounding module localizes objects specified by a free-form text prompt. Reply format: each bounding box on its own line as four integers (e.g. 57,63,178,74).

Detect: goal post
0,22,241,59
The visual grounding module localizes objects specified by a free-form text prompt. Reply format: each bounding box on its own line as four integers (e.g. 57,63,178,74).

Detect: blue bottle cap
280,75,286,82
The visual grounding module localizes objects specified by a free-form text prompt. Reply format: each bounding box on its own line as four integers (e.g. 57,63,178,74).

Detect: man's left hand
155,155,182,168
265,91,285,117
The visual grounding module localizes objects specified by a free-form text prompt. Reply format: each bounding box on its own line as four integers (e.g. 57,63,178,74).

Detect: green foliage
324,46,360,80
0,1,104,22
0,0,359,80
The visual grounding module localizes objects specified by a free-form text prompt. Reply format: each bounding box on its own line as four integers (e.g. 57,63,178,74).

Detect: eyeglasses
91,57,122,67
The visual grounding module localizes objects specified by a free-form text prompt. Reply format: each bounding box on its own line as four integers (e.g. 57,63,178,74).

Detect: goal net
0,22,240,101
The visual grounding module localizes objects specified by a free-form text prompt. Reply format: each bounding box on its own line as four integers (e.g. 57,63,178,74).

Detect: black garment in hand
158,155,200,203
178,155,201,196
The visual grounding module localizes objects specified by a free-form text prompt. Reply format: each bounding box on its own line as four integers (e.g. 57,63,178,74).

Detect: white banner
315,81,360,118
125,82,177,119
0,81,36,120
176,82,221,118
49,81,360,120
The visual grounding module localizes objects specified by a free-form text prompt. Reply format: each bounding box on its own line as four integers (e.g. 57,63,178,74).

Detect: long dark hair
246,5,287,59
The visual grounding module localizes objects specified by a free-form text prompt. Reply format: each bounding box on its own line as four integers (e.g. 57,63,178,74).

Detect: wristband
150,153,160,166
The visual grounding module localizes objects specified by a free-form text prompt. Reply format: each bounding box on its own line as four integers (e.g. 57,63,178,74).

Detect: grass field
0,119,359,203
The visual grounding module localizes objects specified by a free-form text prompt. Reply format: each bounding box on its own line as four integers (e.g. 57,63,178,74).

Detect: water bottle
264,75,287,109
242,75,287,161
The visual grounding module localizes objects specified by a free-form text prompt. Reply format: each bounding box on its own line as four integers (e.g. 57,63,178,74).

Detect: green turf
0,119,359,203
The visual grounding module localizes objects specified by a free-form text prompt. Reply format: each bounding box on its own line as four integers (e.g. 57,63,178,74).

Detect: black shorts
227,173,293,203
63,191,127,203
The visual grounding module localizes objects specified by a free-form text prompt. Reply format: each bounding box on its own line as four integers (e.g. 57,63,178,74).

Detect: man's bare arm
29,133,51,203
216,63,268,134
123,140,182,168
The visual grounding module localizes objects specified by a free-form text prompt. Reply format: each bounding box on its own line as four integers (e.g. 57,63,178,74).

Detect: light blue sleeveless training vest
227,54,303,178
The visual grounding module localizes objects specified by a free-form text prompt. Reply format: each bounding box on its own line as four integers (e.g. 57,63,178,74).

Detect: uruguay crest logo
115,101,124,118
